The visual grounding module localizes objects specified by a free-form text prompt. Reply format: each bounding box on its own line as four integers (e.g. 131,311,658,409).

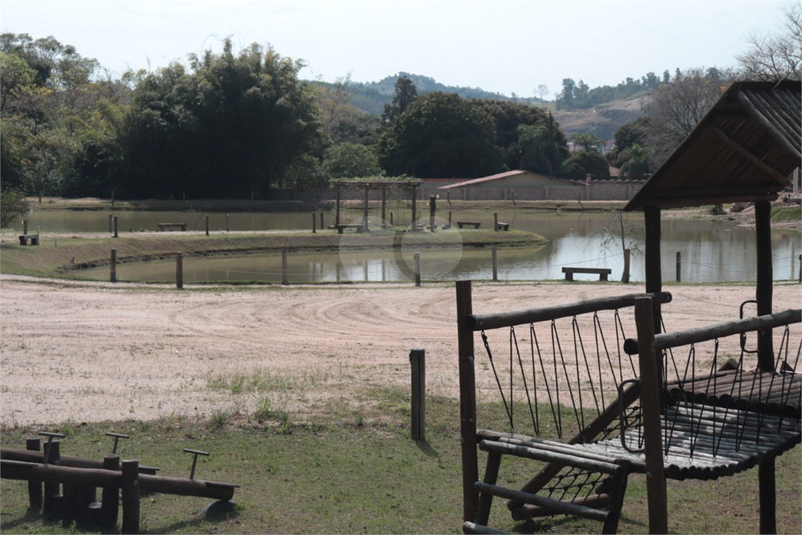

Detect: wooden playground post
414,252,421,287
110,249,117,283
121,460,140,534
455,280,478,523
26,438,42,509
410,349,426,441
634,296,668,534
43,441,60,515
101,454,120,528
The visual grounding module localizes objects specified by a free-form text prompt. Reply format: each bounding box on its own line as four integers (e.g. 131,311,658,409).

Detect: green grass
1,388,800,534
772,205,801,222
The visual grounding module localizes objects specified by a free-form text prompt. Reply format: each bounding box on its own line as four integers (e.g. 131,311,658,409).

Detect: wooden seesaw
1,431,239,534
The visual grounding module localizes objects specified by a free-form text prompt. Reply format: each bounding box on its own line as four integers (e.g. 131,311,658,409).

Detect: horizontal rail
625,309,801,353
466,292,672,331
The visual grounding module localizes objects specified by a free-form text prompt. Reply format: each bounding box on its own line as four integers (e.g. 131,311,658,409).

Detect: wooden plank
456,280,479,523
479,440,621,475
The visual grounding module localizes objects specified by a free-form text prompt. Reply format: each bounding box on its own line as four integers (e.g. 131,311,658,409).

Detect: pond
22,208,802,284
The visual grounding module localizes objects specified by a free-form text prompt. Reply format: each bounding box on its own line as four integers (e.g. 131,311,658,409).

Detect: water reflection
24,208,800,284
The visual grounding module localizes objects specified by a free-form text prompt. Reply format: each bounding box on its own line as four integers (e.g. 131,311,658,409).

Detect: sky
0,0,792,99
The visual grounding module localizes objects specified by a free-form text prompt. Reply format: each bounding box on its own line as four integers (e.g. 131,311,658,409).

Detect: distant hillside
314,72,650,141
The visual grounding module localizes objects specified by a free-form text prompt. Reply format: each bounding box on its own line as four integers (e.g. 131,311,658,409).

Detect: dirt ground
1,275,799,428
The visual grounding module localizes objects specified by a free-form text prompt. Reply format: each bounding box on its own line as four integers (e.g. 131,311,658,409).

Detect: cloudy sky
1,0,791,98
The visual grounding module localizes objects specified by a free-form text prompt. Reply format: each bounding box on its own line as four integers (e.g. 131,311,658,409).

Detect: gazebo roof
625,80,801,211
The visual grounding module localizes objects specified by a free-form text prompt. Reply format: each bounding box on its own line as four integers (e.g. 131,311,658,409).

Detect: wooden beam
710,124,791,186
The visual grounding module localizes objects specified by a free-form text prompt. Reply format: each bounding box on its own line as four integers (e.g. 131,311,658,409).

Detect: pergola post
335,183,341,227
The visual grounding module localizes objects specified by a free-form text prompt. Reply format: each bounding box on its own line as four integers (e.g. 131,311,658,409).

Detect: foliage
381,75,418,124
377,92,503,178
737,2,801,81
555,72,665,110
560,150,610,181
641,67,734,168
116,39,322,199
0,185,29,228
617,144,651,180
322,142,382,178
314,74,381,146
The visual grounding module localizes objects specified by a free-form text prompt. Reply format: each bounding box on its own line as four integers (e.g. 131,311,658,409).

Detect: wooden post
410,349,426,442
381,185,387,225
113,216,118,238
363,185,370,231
622,248,631,284
26,437,42,509
456,280,478,523
176,253,183,290
205,215,209,236
634,296,668,534
23,219,28,235
110,249,117,283
429,194,436,232
121,460,140,534
414,252,421,287
282,248,289,285
798,254,801,283
43,441,60,516
390,211,394,227
675,251,681,283
492,247,498,281
411,185,417,232
312,213,316,233
755,199,776,534
320,212,324,230
101,454,120,529
494,212,499,231
335,183,341,227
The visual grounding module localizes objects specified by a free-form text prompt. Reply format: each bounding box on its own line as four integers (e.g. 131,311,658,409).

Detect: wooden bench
157,222,187,231
562,266,612,281
18,233,39,246
496,222,509,231
336,223,365,234
457,221,481,229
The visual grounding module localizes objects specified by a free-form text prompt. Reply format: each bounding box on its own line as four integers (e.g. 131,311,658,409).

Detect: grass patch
772,204,801,222
1,388,799,534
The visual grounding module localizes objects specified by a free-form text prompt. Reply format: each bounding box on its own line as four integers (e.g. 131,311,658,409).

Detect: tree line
1,3,798,221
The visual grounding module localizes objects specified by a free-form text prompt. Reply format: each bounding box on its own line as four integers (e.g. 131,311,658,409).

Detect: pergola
624,79,801,533
331,179,424,231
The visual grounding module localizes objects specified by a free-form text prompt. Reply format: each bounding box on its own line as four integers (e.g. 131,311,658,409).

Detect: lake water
21,208,801,284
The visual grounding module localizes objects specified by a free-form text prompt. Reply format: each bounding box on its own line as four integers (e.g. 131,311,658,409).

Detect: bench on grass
457,221,481,229
18,233,39,246
496,222,509,231
336,223,365,234
157,222,187,231
562,266,611,281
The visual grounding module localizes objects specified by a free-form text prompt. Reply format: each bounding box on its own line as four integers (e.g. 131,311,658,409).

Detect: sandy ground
1,275,800,427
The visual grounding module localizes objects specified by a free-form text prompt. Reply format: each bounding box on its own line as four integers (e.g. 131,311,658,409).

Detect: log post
101,454,120,529
492,247,498,281
110,249,117,283
175,253,183,289
622,248,631,284
113,216,119,238
634,296,668,534
23,219,28,235
205,215,209,236
312,213,316,233
43,441,60,516
121,460,140,534
494,212,499,231
411,185,417,232
676,251,681,283
26,437,42,509
414,252,421,287
456,280,478,523
410,349,426,442
282,248,289,285
320,212,324,230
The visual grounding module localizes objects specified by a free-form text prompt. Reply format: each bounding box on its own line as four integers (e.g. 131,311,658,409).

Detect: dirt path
1,276,799,426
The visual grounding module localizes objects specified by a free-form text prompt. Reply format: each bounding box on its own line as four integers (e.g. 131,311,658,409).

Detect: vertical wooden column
335,183,341,227
102,454,120,529
491,247,498,281
414,253,421,287
43,441,60,516
26,438,42,509
363,185,370,231
282,248,289,285
455,280,478,523
205,215,209,236
175,253,183,289
410,349,426,442
675,252,681,283
410,185,417,232
381,185,387,226
110,249,117,283
634,296,668,534
113,216,119,238
755,200,776,535
121,460,140,534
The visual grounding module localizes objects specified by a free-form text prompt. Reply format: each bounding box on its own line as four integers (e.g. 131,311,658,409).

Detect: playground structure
1,431,238,533
456,80,801,533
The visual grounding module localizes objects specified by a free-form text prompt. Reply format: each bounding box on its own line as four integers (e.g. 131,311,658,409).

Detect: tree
381,75,417,124
571,132,604,152
642,67,733,167
617,144,650,180
737,2,801,81
560,150,610,181
0,184,29,228
117,39,321,198
377,92,502,178
322,143,382,178
514,116,570,175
